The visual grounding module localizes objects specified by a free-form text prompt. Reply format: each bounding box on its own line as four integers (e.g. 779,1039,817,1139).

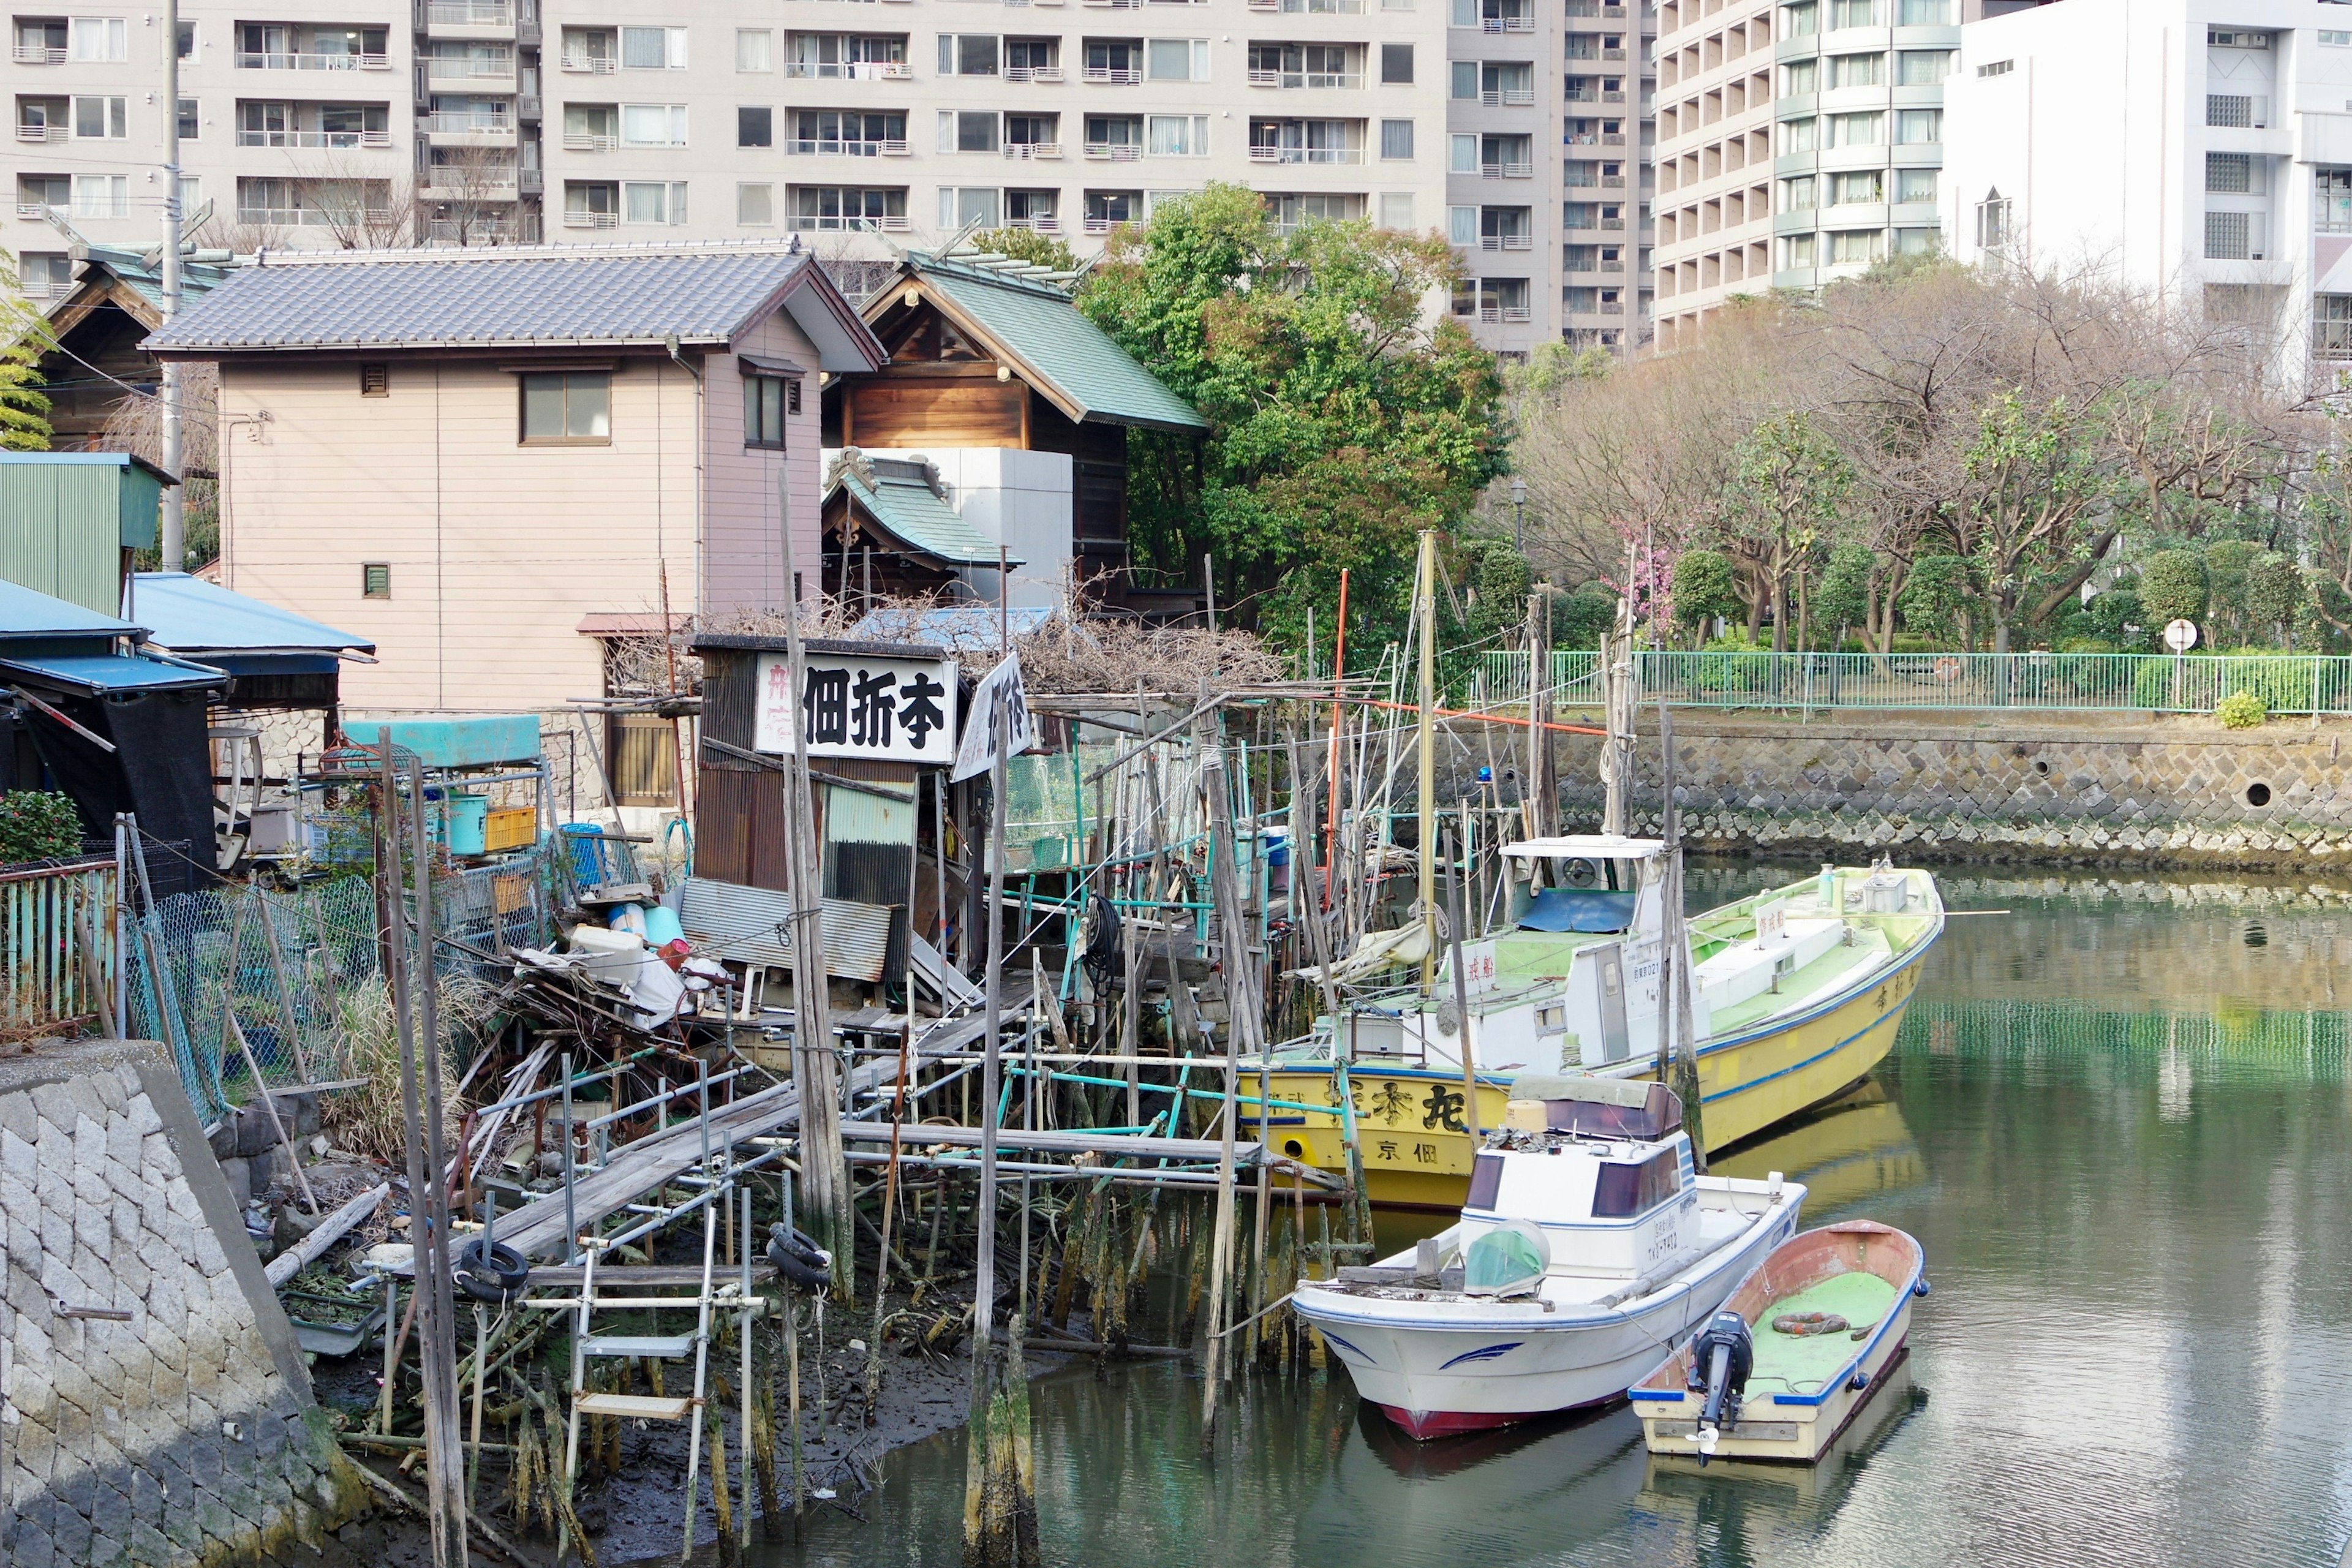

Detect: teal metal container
442,792,490,856
343,715,542,768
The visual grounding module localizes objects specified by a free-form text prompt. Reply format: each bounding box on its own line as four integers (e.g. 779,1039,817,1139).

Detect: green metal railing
1471,649,2352,715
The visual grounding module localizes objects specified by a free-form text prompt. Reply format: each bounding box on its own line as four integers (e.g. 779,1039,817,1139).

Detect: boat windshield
1463,1219,1550,1296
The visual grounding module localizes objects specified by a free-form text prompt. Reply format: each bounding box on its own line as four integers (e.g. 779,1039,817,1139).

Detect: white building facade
1653,0,1958,349
2,0,1598,354
1943,0,2352,379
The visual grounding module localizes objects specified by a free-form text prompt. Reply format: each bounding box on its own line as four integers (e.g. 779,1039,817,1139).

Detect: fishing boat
1261,843,1945,1207
1628,1219,1926,1464
1291,1078,1806,1440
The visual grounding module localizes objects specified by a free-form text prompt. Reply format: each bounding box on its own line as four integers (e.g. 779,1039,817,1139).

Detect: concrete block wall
0,1041,368,1568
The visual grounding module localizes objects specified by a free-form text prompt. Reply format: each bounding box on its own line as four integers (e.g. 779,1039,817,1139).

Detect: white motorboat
1291,1077,1806,1440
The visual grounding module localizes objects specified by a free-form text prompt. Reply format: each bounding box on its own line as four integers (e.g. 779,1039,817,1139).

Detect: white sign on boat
753,650,959,765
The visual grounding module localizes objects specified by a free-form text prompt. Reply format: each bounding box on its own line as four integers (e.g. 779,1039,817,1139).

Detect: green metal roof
907,255,1206,434
829,458,1017,569
61,243,238,318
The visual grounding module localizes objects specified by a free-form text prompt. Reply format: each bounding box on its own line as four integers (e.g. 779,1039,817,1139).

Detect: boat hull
1297,1186,1804,1439
1259,948,1926,1209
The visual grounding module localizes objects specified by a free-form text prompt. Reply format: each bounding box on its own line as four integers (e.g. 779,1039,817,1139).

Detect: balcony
784,60,911,79
1082,215,1118,234
423,113,515,145
1005,64,1063,81
13,124,65,143
561,208,619,228
237,128,396,148
1002,141,1063,159
235,51,391,70
425,213,540,244
794,212,911,232
12,44,66,63
1600,216,1623,228
1250,0,1366,10
1476,303,1532,322
1481,13,1533,30
1082,66,1142,84
1247,69,1360,88
239,205,393,227
786,137,908,156
424,57,516,87
1083,141,1141,160
1006,212,1061,232
1479,232,1532,249
13,202,51,219
424,0,513,24
1480,87,1536,106
558,52,614,72
1480,159,1533,178
561,130,614,151
1247,145,1363,164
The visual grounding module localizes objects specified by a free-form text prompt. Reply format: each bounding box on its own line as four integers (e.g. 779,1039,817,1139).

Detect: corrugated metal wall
0,462,127,616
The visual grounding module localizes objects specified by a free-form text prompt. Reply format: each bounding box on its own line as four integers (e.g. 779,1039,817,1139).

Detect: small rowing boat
1629,1219,1926,1464
1292,1078,1806,1440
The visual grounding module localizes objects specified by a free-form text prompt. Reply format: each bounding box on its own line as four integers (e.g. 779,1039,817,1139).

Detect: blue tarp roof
0,652,225,694
1518,888,1637,934
0,578,141,643
848,605,1055,652
130,572,374,672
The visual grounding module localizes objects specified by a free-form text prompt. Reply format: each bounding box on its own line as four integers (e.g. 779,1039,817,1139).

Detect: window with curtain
521,372,611,443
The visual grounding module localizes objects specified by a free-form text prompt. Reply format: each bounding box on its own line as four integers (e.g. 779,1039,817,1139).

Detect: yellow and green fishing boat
1253,840,1944,1209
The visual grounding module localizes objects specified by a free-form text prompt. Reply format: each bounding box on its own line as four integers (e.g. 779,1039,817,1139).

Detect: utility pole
159,0,185,570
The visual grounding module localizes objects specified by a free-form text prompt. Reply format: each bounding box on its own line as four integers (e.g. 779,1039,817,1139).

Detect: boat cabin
1455,1079,1700,1284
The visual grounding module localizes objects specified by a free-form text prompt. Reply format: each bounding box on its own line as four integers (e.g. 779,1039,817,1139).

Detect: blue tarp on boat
1518,888,1636,933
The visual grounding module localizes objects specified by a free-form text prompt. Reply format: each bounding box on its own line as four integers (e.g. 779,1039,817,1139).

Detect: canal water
753,865,2352,1568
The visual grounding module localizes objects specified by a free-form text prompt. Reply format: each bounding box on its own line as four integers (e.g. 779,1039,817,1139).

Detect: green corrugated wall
0,460,157,616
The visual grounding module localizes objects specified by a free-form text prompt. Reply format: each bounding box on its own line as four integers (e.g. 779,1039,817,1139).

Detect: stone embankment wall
0,1041,366,1567
1544,713,2352,868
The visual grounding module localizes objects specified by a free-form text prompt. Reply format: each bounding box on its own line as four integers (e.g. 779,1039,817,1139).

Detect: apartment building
4,0,1579,353
1944,0,2352,382
1561,0,1655,349
1652,0,1956,348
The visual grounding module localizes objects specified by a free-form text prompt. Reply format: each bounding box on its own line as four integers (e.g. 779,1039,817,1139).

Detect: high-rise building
1651,0,1957,349
1943,0,2349,379
4,0,1578,353
1561,0,1656,350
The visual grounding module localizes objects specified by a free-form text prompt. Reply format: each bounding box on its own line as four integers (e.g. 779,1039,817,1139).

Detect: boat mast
1417,528,1438,989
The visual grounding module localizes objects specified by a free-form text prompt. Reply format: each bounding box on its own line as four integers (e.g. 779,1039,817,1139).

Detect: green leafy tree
1949,391,2117,653
2245,551,2306,647
0,259,55,451
1721,411,1852,650
2200,538,2261,644
1076,183,1505,650
1554,584,1618,650
2087,587,2144,646
968,227,1079,273
1670,548,1741,644
1816,540,1875,650
1897,555,1978,647
2138,549,2209,632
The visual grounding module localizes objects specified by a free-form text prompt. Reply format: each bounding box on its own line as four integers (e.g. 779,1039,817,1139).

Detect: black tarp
24,685,218,898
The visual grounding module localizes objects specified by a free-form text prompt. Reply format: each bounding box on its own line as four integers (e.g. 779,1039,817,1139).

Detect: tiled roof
905,254,1207,433
830,458,1016,568
53,244,238,323
141,245,825,353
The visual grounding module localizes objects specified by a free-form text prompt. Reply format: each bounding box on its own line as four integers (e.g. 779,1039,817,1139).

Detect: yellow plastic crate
483,807,539,853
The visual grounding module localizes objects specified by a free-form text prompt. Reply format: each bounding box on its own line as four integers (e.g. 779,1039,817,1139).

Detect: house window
1379,190,1413,227
621,104,687,146
360,362,389,397
2204,209,2252,260
362,564,391,598
1894,168,1936,203
1894,107,1941,144
1146,38,1208,80
739,182,774,225
74,96,127,139
1381,118,1414,160
1974,189,2010,251
621,25,687,69
739,106,772,148
737,29,772,71
521,372,611,444
1381,42,1413,82
624,181,688,224
2315,295,2352,360
177,97,198,140
744,373,797,449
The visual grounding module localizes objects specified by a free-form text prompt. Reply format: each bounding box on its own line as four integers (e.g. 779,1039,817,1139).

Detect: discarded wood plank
266,1183,390,1287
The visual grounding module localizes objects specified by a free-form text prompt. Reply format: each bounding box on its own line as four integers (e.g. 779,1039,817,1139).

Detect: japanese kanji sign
949,652,1037,782
752,651,959,765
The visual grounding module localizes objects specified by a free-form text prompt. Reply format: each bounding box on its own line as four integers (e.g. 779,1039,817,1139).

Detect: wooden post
1415,530,1438,987
775,491,853,1297
1529,584,1555,845
1196,730,1248,1452
1657,706,1706,1167
1441,823,1482,1157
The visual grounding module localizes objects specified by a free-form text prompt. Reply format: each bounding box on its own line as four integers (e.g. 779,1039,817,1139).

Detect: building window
1381,118,1414,160
1450,61,1477,99
2324,31,2352,47
1782,59,1817,93
1449,205,1476,244
1826,228,1883,264
739,106,772,148
1894,0,1947,21
177,97,198,140
2205,152,2252,194
737,29,772,71
941,110,1001,153
744,373,797,450
1147,38,1209,80
360,362,389,397
1894,168,1936,203
1974,188,2010,251
1977,58,2013,77
362,564,391,599
2321,169,2352,235
1781,116,1818,153
521,372,612,443
1894,108,1942,144
1783,1,1818,37
1828,111,1883,147
622,105,687,146
1896,49,1952,84
1828,0,1878,26
177,20,196,59
624,181,688,224
938,34,1001,76
2204,209,2252,260
1379,190,1414,227
1827,52,1882,88
739,182,774,225
2207,94,2256,129
1782,175,1817,209
1449,132,1478,172
1381,42,1413,83
73,96,127,140
938,186,1001,227
1782,232,1817,268
621,26,687,69
2315,295,2352,360
70,16,125,60
1829,170,1881,205
1148,115,1207,156
1894,227,1937,254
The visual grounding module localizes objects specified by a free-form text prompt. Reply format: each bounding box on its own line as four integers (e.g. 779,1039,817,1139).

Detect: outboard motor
1686,1310,1755,1466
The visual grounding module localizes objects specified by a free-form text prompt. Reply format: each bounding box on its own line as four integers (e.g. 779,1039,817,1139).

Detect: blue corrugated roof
0,579,140,641
130,572,374,655
849,605,1055,650
907,254,1206,433
0,652,224,693
142,245,825,353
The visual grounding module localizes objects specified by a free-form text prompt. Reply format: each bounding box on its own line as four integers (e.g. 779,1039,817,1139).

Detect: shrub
1671,549,1741,639
0,790,84,865
2138,549,2209,631
2217,690,2267,729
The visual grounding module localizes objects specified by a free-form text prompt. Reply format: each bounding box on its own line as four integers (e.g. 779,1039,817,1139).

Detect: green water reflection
747,869,2352,1567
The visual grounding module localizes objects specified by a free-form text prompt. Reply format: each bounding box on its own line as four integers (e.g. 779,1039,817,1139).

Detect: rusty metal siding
677,875,894,982
698,647,761,752
1,855,118,1036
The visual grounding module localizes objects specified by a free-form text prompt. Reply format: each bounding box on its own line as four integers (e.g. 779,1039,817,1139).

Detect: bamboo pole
1415,530,1438,988
1657,706,1707,1166
1196,731,1247,1453
1440,824,1483,1157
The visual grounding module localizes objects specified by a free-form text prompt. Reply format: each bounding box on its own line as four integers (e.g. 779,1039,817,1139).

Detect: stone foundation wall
1539,714,2352,868
0,1041,367,1567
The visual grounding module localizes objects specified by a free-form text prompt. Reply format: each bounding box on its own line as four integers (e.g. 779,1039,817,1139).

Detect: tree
1722,410,1853,650
1897,556,1977,647
1077,183,1505,647
1817,540,1875,650
0,258,55,451
2245,551,2305,647
1670,549,1740,644
1947,391,2114,652
2138,549,2209,631
970,227,1077,273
